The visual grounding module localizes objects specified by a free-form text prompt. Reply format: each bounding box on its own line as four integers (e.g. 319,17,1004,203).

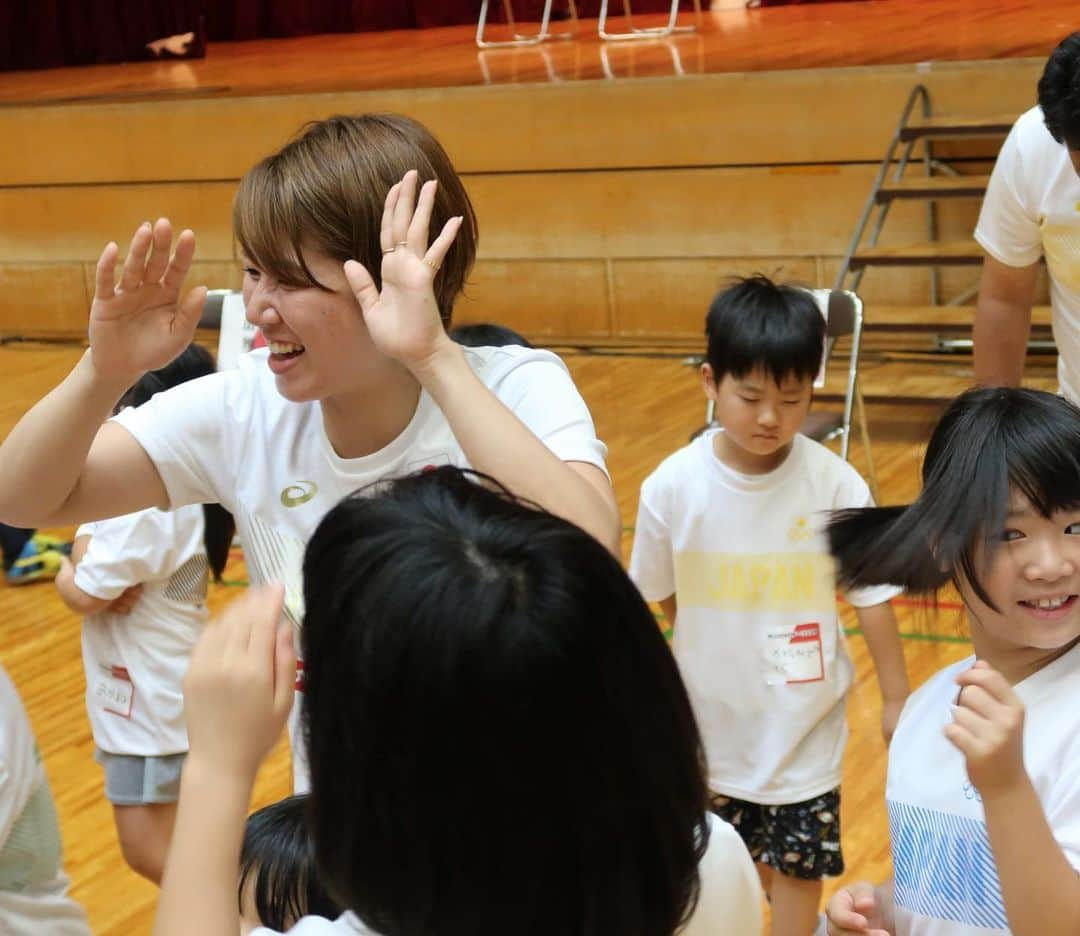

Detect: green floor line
844,627,971,645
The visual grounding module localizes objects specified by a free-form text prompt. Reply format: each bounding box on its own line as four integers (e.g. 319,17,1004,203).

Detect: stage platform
0,0,1072,104
0,0,1072,343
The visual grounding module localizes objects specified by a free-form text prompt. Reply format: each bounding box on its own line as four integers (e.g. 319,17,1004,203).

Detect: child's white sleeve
111,368,235,511
628,475,675,602
974,118,1043,268
73,510,186,600
1046,753,1080,872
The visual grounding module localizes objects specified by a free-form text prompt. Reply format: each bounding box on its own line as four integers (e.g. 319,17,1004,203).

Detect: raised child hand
826,881,893,935
944,659,1027,796
88,218,206,384
343,169,463,372
182,584,295,782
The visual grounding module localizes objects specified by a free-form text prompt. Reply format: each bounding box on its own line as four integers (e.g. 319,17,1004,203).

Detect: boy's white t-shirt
886,641,1080,936
974,105,1080,403
249,814,763,936
629,430,899,804
0,666,92,936
74,503,209,757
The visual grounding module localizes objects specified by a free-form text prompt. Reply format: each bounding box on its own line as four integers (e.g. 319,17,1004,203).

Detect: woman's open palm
343,169,463,369
89,218,205,382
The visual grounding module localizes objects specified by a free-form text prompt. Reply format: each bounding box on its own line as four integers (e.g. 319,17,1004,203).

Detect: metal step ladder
834,86,1048,359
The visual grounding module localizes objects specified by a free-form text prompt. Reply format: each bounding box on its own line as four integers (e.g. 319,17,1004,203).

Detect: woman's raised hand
88,219,206,383
343,169,463,371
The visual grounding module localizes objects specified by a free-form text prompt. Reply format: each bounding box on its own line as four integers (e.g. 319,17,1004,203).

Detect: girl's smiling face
962,492,1080,665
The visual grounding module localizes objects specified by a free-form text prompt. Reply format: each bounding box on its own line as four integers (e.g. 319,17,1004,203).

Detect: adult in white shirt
973,32,1080,396
158,467,763,936
0,114,619,789
0,665,92,936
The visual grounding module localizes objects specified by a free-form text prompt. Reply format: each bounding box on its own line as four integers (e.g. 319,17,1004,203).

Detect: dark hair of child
704,274,825,385
828,387,1080,609
238,795,341,930
114,343,236,581
1038,31,1080,149
448,322,533,348
300,466,709,936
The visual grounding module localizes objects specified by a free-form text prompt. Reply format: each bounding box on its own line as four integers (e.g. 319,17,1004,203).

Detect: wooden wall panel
0,265,88,333
611,257,818,338
0,183,239,263
462,165,974,259
0,59,1040,186
0,163,991,337
0,58,1033,340
453,259,611,337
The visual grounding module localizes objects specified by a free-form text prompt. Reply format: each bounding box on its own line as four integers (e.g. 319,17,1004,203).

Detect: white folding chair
476,0,578,49
598,0,701,41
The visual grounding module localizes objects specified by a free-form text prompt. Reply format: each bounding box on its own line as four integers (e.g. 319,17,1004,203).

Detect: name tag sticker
94,665,134,719
765,622,825,685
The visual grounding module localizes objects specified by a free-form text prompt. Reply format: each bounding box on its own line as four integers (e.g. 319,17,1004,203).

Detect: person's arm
411,347,620,552
853,601,909,743
825,878,895,935
972,255,1039,388
0,220,203,527
55,534,143,616
155,586,294,936
344,171,620,554
946,662,1080,936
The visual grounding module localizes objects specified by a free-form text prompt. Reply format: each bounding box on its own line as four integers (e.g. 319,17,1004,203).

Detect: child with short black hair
825,388,1080,936
239,796,340,934
629,275,910,935
153,467,764,936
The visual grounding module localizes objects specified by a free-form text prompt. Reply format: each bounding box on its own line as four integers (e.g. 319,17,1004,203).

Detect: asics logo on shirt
280,481,318,508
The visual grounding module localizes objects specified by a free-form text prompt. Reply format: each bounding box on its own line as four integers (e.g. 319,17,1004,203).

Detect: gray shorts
94,748,186,806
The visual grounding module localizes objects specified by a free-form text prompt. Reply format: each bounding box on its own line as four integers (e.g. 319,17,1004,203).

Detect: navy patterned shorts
709,787,844,881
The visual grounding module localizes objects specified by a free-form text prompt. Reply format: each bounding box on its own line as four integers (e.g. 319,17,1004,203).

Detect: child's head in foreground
703,275,825,471
829,387,1080,659
239,795,340,932
299,466,709,936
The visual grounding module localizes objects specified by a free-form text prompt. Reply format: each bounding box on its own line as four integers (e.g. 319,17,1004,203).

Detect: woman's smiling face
242,248,384,405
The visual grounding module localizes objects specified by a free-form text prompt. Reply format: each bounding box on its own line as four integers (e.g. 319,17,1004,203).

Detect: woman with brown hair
0,114,619,790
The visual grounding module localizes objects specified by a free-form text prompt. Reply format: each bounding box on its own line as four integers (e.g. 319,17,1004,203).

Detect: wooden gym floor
0,341,973,934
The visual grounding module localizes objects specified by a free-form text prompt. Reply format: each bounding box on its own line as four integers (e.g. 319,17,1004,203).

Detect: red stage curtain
2,1,205,71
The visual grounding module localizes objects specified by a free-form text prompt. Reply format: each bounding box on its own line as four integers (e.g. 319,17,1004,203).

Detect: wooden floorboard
0,0,1073,106
0,343,979,933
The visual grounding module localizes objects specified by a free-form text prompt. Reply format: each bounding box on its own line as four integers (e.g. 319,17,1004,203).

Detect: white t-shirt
249,814,762,936
0,666,92,936
886,642,1080,936
974,105,1080,402
114,345,608,787
629,430,899,804
74,504,209,757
